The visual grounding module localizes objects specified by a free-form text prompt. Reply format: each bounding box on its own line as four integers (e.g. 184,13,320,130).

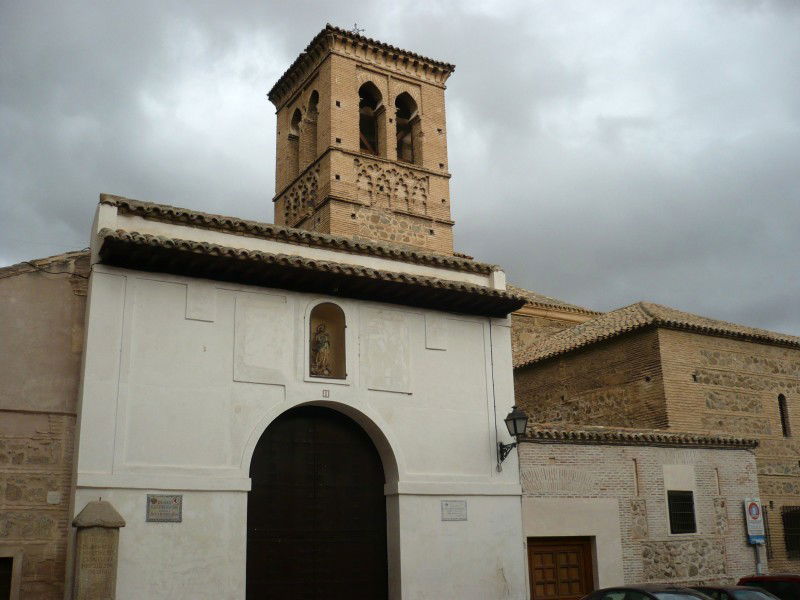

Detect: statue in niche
311,323,332,377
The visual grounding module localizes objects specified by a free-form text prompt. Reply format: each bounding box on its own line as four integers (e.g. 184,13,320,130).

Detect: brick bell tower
268,24,456,254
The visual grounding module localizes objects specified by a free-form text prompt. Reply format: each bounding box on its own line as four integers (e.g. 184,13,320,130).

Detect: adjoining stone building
519,426,761,597
0,252,89,599
514,301,800,583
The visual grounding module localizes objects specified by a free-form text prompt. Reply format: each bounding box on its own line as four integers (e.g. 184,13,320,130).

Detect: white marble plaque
441,499,467,521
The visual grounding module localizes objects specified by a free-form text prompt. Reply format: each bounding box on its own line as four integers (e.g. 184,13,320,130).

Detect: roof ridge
633,301,659,321
514,298,800,369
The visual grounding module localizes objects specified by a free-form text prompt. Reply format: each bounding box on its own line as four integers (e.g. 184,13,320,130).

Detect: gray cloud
2,0,799,334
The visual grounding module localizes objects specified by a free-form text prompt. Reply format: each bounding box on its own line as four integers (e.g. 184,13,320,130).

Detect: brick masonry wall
0,252,88,599
657,328,800,571
519,441,760,585
514,330,668,428
272,47,455,254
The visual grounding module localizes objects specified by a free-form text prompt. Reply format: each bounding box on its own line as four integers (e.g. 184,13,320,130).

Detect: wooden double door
247,406,388,599
528,537,595,600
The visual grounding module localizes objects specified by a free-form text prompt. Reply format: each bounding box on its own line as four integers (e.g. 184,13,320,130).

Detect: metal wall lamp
497,405,529,465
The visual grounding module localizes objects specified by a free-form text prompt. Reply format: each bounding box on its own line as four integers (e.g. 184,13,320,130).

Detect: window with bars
668,490,697,534
781,506,800,558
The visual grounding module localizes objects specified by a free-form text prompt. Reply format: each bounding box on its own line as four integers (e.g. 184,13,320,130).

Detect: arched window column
359,82,386,158
395,92,421,166
288,108,302,181
300,91,319,168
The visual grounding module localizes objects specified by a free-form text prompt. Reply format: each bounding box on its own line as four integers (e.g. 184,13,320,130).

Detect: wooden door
247,406,388,599
528,537,594,600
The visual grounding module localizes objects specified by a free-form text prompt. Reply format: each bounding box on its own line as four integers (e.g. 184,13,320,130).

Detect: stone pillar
72,500,125,600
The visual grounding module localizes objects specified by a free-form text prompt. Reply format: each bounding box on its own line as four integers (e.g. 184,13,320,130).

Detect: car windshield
732,591,779,600
654,593,705,600
746,581,800,599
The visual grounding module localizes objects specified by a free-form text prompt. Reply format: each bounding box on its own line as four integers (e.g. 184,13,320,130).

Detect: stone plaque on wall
441,500,467,521
146,494,182,523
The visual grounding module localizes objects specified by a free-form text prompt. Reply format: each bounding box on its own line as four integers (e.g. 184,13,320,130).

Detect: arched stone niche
309,302,346,379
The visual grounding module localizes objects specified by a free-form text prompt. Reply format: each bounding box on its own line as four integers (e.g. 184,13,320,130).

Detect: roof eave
97,229,525,318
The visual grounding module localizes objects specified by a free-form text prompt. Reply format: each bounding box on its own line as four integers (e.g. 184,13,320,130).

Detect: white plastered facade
70,205,527,599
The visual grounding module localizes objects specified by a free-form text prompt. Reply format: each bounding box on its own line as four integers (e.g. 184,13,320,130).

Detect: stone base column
71,500,125,600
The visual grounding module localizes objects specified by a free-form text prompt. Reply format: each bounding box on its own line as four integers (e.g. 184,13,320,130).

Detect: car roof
740,574,800,581
698,586,774,591
600,585,703,592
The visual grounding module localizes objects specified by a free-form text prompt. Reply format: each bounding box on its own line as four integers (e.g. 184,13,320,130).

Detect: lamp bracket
497,440,517,465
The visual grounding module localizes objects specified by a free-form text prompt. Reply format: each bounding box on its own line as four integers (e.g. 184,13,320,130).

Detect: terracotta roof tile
100,194,496,274
506,284,600,315
523,425,758,449
97,229,526,317
515,301,800,368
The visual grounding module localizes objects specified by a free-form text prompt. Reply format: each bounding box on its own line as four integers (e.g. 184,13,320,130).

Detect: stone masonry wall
0,252,88,598
514,330,668,428
519,441,760,586
658,329,800,572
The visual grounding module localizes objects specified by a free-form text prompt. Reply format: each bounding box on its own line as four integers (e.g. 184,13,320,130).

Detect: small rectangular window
782,506,800,558
779,394,791,437
668,490,697,534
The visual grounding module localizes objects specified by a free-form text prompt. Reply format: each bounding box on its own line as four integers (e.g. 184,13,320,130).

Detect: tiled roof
515,301,800,368
0,249,90,278
523,425,758,449
506,284,600,315
268,24,455,104
100,194,496,274
97,229,526,317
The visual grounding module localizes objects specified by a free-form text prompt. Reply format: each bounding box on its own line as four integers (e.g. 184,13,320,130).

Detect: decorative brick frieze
280,164,320,226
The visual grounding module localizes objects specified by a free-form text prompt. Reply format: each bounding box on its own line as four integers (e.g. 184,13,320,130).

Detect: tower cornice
268,24,455,108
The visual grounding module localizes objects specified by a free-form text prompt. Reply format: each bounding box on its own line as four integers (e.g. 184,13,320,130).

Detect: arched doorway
247,405,388,599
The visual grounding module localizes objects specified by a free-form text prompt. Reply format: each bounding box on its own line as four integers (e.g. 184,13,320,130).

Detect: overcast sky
2,0,799,333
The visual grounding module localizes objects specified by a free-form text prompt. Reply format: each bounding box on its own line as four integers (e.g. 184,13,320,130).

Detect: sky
2,0,799,334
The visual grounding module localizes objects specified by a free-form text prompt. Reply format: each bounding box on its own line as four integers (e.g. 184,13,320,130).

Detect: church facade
67,25,529,599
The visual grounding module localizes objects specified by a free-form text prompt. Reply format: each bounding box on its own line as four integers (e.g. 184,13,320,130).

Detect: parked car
692,585,780,600
582,585,714,600
737,574,800,600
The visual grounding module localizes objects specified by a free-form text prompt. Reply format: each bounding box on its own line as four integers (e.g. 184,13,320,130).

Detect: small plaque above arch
309,302,346,379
